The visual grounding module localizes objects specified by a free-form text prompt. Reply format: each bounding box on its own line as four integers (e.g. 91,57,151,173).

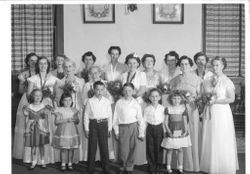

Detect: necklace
39,73,48,90
127,71,136,83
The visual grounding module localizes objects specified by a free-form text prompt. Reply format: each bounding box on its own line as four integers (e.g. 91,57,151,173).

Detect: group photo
11,3,246,174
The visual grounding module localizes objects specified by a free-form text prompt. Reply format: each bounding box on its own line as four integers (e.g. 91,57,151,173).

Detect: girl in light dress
161,91,192,174
13,53,38,160
23,89,53,169
52,92,80,171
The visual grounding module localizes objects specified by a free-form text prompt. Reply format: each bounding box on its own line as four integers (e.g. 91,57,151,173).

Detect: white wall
64,4,202,70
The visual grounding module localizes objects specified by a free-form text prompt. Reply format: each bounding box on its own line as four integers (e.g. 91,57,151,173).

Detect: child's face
123,86,134,98
62,97,72,107
149,91,161,104
90,68,101,81
33,91,42,104
172,96,182,106
94,85,105,98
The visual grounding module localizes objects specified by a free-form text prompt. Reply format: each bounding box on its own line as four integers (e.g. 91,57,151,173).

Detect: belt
90,118,108,123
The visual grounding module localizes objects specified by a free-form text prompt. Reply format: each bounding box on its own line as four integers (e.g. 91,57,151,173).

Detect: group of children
23,80,191,174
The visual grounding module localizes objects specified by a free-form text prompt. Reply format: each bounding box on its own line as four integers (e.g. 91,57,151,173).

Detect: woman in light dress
24,56,60,164
55,58,85,163
200,56,239,174
102,46,128,82
169,56,202,172
121,53,147,165
13,53,39,159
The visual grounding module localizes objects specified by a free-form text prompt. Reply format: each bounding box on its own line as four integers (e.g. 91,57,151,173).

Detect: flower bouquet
106,80,123,102
42,87,55,100
60,81,78,94
157,83,170,94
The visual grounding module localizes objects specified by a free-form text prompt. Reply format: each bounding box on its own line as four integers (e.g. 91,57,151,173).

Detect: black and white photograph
7,1,248,174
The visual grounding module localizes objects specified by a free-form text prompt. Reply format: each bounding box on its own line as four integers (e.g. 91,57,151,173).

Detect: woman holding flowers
13,52,39,159
55,58,85,162
24,56,60,164
169,56,202,172
200,57,238,174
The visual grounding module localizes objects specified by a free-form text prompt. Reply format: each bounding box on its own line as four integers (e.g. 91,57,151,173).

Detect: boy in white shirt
84,81,112,174
113,83,145,174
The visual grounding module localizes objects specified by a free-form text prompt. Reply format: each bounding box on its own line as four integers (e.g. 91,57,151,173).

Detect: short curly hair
24,53,39,67
125,53,141,68
167,90,184,105
59,92,73,107
177,55,194,67
211,56,227,70
164,51,179,65
141,54,156,67
193,52,209,64
81,51,96,63
108,46,121,55
35,56,51,74
29,89,43,104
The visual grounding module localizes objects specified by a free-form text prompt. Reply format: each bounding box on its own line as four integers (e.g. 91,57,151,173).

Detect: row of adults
13,46,238,174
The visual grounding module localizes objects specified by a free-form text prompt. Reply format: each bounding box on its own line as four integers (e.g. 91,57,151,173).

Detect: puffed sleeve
140,72,147,86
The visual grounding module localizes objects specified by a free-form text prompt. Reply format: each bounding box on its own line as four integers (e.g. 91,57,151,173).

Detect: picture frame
153,4,184,24
83,4,115,23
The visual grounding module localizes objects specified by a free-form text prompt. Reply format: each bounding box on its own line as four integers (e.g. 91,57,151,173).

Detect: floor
12,153,245,174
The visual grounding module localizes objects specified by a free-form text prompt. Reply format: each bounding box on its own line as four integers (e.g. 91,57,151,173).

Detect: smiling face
110,49,120,63
196,55,207,68
149,91,161,104
29,55,38,69
212,59,224,75
144,57,155,69
63,61,75,76
172,95,182,106
33,90,43,104
127,58,139,72
84,55,95,68
62,96,73,108
90,67,101,81
180,59,191,74
38,58,48,73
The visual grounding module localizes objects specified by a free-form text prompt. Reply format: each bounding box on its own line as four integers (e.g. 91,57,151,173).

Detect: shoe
61,165,66,171
29,164,36,170
178,170,184,174
41,164,47,169
167,169,173,174
68,164,73,171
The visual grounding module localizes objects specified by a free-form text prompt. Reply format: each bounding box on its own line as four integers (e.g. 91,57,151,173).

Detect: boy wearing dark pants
84,81,112,174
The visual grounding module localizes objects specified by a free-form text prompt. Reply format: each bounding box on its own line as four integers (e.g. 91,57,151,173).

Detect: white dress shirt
113,98,145,137
84,96,112,132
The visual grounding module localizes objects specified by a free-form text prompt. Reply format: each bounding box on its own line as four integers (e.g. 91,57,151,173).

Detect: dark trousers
87,120,110,173
146,123,164,172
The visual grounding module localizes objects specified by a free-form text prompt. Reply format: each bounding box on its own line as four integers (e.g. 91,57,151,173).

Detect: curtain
203,4,245,77
11,5,54,75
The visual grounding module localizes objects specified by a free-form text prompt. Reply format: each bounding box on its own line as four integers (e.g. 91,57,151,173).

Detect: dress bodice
145,70,162,88
213,75,235,100
28,74,58,92
103,62,128,82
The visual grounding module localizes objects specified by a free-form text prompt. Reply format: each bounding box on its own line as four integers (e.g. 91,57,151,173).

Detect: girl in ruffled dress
52,92,80,171
23,89,52,169
161,91,192,174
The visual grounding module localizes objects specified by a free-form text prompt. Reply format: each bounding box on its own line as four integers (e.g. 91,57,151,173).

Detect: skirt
161,135,192,149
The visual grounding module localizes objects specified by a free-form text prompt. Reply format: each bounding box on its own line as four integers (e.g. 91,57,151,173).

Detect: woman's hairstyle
63,58,76,69
81,51,96,63
35,56,51,74
59,92,73,107
54,54,68,68
149,88,162,96
141,54,156,66
25,52,39,67
93,80,105,89
108,46,121,55
211,56,227,70
123,82,135,90
177,55,194,67
167,90,184,105
125,53,141,68
29,89,43,104
164,51,179,64
193,52,209,64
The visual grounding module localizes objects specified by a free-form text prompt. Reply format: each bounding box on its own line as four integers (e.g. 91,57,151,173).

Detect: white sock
167,165,171,170
68,162,72,166
61,163,66,166
178,165,183,171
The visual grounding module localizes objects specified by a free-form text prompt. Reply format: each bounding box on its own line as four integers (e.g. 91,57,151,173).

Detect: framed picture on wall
83,4,115,23
153,4,184,24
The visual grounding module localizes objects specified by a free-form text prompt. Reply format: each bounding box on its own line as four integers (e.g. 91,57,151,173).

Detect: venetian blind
203,4,245,77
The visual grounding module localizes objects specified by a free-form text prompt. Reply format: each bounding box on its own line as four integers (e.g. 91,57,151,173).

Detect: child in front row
113,83,145,174
52,92,80,171
144,88,165,174
23,89,52,169
161,91,192,174
84,81,112,174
